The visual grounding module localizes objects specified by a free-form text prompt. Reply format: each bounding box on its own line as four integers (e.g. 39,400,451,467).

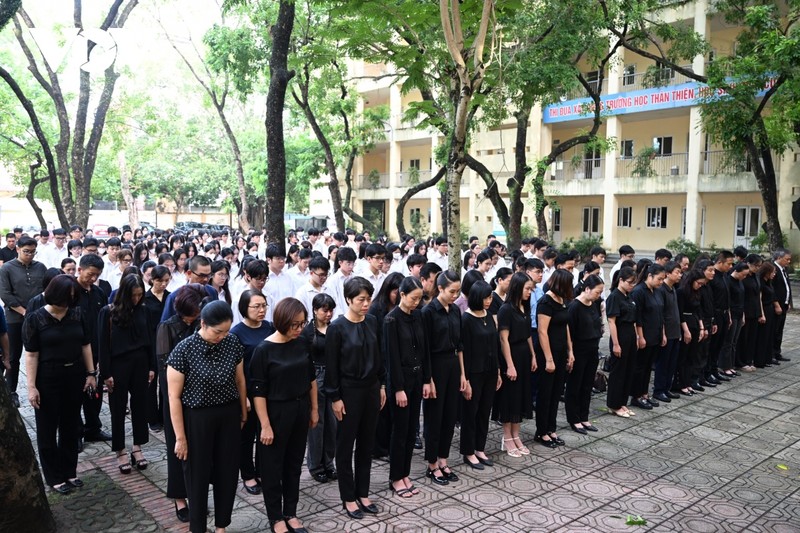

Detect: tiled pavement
18,314,800,532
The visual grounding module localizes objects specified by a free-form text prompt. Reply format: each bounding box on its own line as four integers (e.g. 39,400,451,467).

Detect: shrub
557,235,603,259
666,238,701,264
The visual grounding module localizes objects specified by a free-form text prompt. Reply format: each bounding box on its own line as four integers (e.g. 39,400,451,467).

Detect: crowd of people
0,222,793,533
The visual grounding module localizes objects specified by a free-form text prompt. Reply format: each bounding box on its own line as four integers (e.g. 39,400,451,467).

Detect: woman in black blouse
676,269,707,396
566,274,604,434
536,270,573,448
720,262,749,376
99,274,155,474
421,270,464,485
489,267,513,318
251,298,318,533
385,276,428,497
325,277,386,520
460,280,501,468
755,262,780,368
144,265,170,431
156,284,205,522
737,254,763,371
605,267,638,417
167,301,248,533
629,263,666,410
300,293,338,484
24,275,97,494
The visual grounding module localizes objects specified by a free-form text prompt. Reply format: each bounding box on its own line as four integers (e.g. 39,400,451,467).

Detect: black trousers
423,356,460,464
240,393,261,482
773,303,788,358
565,351,599,425
389,370,423,481
108,351,150,452
737,318,759,366
678,328,700,388
459,370,496,456
374,390,392,458
653,339,680,396
182,402,240,533
336,381,380,502
706,312,727,376
535,350,567,436
630,344,658,398
306,365,337,476
695,337,710,381
34,364,84,486
3,321,23,393
259,396,310,522
159,362,186,499
606,324,637,410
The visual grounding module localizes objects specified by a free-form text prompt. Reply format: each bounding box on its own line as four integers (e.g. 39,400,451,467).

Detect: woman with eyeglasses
167,248,188,292
325,277,386,520
210,260,232,305
230,290,275,496
250,298,318,533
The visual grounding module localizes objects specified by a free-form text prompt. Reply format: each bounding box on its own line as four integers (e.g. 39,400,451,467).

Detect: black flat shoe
476,456,494,467
357,499,379,514
679,389,694,397
776,356,791,362
652,392,671,403
534,435,559,449
582,424,598,432
426,467,449,485
440,466,459,482
51,483,72,495
342,502,363,520
285,516,309,533
549,434,565,446
414,434,423,449
325,468,338,481
699,380,716,388
646,397,660,407
630,398,652,410
174,501,190,523
692,384,705,392
312,472,329,483
666,391,681,399
463,456,484,470
66,478,84,488
243,480,262,494
571,424,588,435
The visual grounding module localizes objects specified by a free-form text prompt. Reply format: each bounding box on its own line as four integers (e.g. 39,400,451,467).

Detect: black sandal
117,451,132,474
130,449,148,470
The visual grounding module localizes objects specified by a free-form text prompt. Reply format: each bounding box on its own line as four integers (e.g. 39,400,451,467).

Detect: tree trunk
507,104,532,251
396,167,446,237
533,168,549,239
746,132,783,250
216,108,250,233
0,383,56,532
118,151,139,230
264,0,295,253
25,160,48,230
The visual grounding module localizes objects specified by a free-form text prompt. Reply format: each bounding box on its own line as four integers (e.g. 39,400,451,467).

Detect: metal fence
616,152,689,178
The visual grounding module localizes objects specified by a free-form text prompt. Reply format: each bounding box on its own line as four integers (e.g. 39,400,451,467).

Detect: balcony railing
561,79,608,101
619,65,694,93
551,158,605,180
701,150,782,175
396,170,432,187
616,152,689,178
358,172,390,189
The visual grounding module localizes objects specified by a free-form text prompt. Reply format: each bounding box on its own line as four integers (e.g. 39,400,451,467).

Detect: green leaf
776,464,789,471
625,515,647,526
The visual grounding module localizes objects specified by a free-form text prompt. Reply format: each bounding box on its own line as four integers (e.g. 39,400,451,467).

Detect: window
653,137,673,156
586,70,600,92
646,207,668,229
621,140,634,158
623,65,636,86
681,207,687,237
552,209,561,232
410,208,421,224
654,61,675,83
409,159,421,170
617,207,632,228
582,207,600,235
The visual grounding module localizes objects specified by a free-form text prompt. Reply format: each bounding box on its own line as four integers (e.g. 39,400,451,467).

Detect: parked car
92,224,110,238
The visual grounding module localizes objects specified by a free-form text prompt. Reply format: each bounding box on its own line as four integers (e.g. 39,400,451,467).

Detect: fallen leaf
776,464,789,471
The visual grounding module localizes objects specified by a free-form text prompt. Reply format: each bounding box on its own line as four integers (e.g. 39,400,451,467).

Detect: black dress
534,295,569,436
755,280,777,368
493,303,533,423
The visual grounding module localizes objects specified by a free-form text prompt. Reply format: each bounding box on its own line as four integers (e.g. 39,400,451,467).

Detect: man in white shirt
609,244,636,282
307,228,327,256
294,256,331,318
326,246,356,319
429,236,449,271
101,237,122,280
288,248,312,292
541,248,558,286
43,228,68,268
360,243,387,294
263,244,294,321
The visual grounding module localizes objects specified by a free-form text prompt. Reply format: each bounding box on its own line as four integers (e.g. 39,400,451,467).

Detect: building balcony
616,153,689,178
358,172,390,189
396,170,432,188
618,66,695,93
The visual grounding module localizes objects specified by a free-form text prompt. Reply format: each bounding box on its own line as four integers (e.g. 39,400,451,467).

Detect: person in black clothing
99,274,155,474
24,275,97,494
75,253,112,442
565,274,604,434
421,270,464,485
534,269,572,447
755,262,780,368
251,298,318,533
653,262,683,403
144,265,170,431
719,262,749,377
629,263,666,409
167,301,248,533
676,269,707,396
705,251,734,384
300,293,338,484
230,289,275,495
156,284,205,523
694,260,716,390
772,249,792,362
606,267,638,417
459,280,500,468
488,267,513,318
26,268,63,313
737,254,764,371
385,276,428,497
325,277,387,520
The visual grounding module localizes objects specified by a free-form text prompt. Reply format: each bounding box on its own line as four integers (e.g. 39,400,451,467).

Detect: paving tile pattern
17,313,800,532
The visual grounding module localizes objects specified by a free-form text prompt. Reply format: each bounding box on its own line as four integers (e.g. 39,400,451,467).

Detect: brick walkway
20,314,800,532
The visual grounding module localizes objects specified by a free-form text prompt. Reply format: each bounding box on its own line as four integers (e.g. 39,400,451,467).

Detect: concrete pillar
387,139,401,238
685,0,708,244
430,136,440,234
603,116,620,249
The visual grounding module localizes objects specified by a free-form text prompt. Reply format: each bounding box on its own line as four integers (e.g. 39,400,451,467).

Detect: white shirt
776,263,790,305
43,244,68,269
609,260,625,283
429,251,449,271
294,281,328,319
106,267,124,291
264,269,295,321
325,269,353,319
362,269,386,295
167,271,187,293
541,265,555,286
288,266,310,293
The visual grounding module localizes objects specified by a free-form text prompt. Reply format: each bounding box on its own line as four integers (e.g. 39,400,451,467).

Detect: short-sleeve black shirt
167,333,243,408
22,306,90,363
535,295,569,355
631,283,665,346
606,288,636,324
249,338,314,400
421,297,463,359
461,312,499,375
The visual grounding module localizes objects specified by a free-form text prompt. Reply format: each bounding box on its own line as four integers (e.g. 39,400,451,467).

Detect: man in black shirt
0,233,18,266
772,249,793,363
706,251,734,384
75,254,112,442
